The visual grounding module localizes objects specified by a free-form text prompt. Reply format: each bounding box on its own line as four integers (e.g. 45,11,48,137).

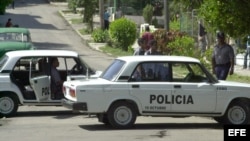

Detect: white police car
62,56,250,128
0,50,101,117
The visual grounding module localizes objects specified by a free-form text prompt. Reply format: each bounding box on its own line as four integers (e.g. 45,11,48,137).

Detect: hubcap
228,106,246,124
0,97,14,114
114,106,132,125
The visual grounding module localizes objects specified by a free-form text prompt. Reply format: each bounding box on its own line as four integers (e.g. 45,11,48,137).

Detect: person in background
243,36,250,69
144,39,162,55
5,18,13,27
198,21,207,54
212,31,235,80
142,25,154,50
104,9,110,30
133,37,147,55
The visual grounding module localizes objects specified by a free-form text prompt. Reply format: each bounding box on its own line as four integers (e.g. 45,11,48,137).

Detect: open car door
29,57,50,101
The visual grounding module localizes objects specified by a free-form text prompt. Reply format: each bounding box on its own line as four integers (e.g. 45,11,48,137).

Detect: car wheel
107,102,137,129
224,101,250,125
0,94,18,117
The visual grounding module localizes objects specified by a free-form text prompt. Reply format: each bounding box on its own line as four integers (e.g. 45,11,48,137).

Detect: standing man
212,31,235,80
243,36,250,69
198,21,207,54
104,9,110,30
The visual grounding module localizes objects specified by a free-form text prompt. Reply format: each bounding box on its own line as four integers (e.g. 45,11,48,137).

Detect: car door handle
132,85,140,88
174,85,181,89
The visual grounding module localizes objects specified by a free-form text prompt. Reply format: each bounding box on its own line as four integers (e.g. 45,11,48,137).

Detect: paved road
0,1,223,141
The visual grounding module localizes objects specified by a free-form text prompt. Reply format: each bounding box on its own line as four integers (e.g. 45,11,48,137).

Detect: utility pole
164,0,169,31
99,0,104,29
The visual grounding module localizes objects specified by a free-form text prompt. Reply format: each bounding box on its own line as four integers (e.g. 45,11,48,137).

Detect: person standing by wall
243,36,250,69
104,9,110,30
212,31,235,80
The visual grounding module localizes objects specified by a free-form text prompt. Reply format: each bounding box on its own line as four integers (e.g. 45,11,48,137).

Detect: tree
173,0,250,38
199,0,250,37
143,4,154,24
0,0,12,15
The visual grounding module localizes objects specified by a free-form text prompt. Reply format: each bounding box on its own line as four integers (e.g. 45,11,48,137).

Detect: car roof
5,50,79,57
0,27,30,34
117,55,200,63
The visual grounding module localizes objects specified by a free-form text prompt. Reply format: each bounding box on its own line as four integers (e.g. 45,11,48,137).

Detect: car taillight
69,88,76,98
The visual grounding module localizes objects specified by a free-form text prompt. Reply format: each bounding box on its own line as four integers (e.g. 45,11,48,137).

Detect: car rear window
101,59,125,81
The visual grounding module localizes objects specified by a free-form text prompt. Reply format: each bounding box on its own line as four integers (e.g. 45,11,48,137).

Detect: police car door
170,62,216,113
29,57,50,101
129,62,172,114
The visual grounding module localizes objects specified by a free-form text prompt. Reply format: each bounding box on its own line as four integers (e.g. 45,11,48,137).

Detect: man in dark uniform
212,32,235,80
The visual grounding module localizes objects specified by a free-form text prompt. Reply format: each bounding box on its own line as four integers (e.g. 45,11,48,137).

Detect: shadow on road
6,110,85,119
79,122,223,131
33,42,72,50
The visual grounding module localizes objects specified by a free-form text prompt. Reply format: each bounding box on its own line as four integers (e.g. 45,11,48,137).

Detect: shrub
109,18,137,51
167,36,196,57
91,28,109,43
67,0,77,13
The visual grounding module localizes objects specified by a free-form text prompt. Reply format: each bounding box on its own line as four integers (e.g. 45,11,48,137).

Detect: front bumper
62,99,87,111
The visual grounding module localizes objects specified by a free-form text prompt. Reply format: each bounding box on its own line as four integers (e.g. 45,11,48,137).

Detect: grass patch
79,28,92,35
70,18,83,24
100,46,134,57
227,74,250,83
61,9,73,14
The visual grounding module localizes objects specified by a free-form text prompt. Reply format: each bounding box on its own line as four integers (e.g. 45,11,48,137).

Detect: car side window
172,63,189,82
172,62,208,82
131,62,170,82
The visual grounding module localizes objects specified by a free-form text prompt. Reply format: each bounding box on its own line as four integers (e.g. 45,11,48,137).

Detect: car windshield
0,33,29,42
0,55,9,71
100,59,125,81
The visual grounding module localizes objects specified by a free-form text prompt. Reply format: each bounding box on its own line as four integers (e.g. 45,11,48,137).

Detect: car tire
224,101,250,125
0,94,18,117
107,102,137,129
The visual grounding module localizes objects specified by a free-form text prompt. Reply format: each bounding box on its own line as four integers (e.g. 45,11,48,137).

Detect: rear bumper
62,99,87,111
